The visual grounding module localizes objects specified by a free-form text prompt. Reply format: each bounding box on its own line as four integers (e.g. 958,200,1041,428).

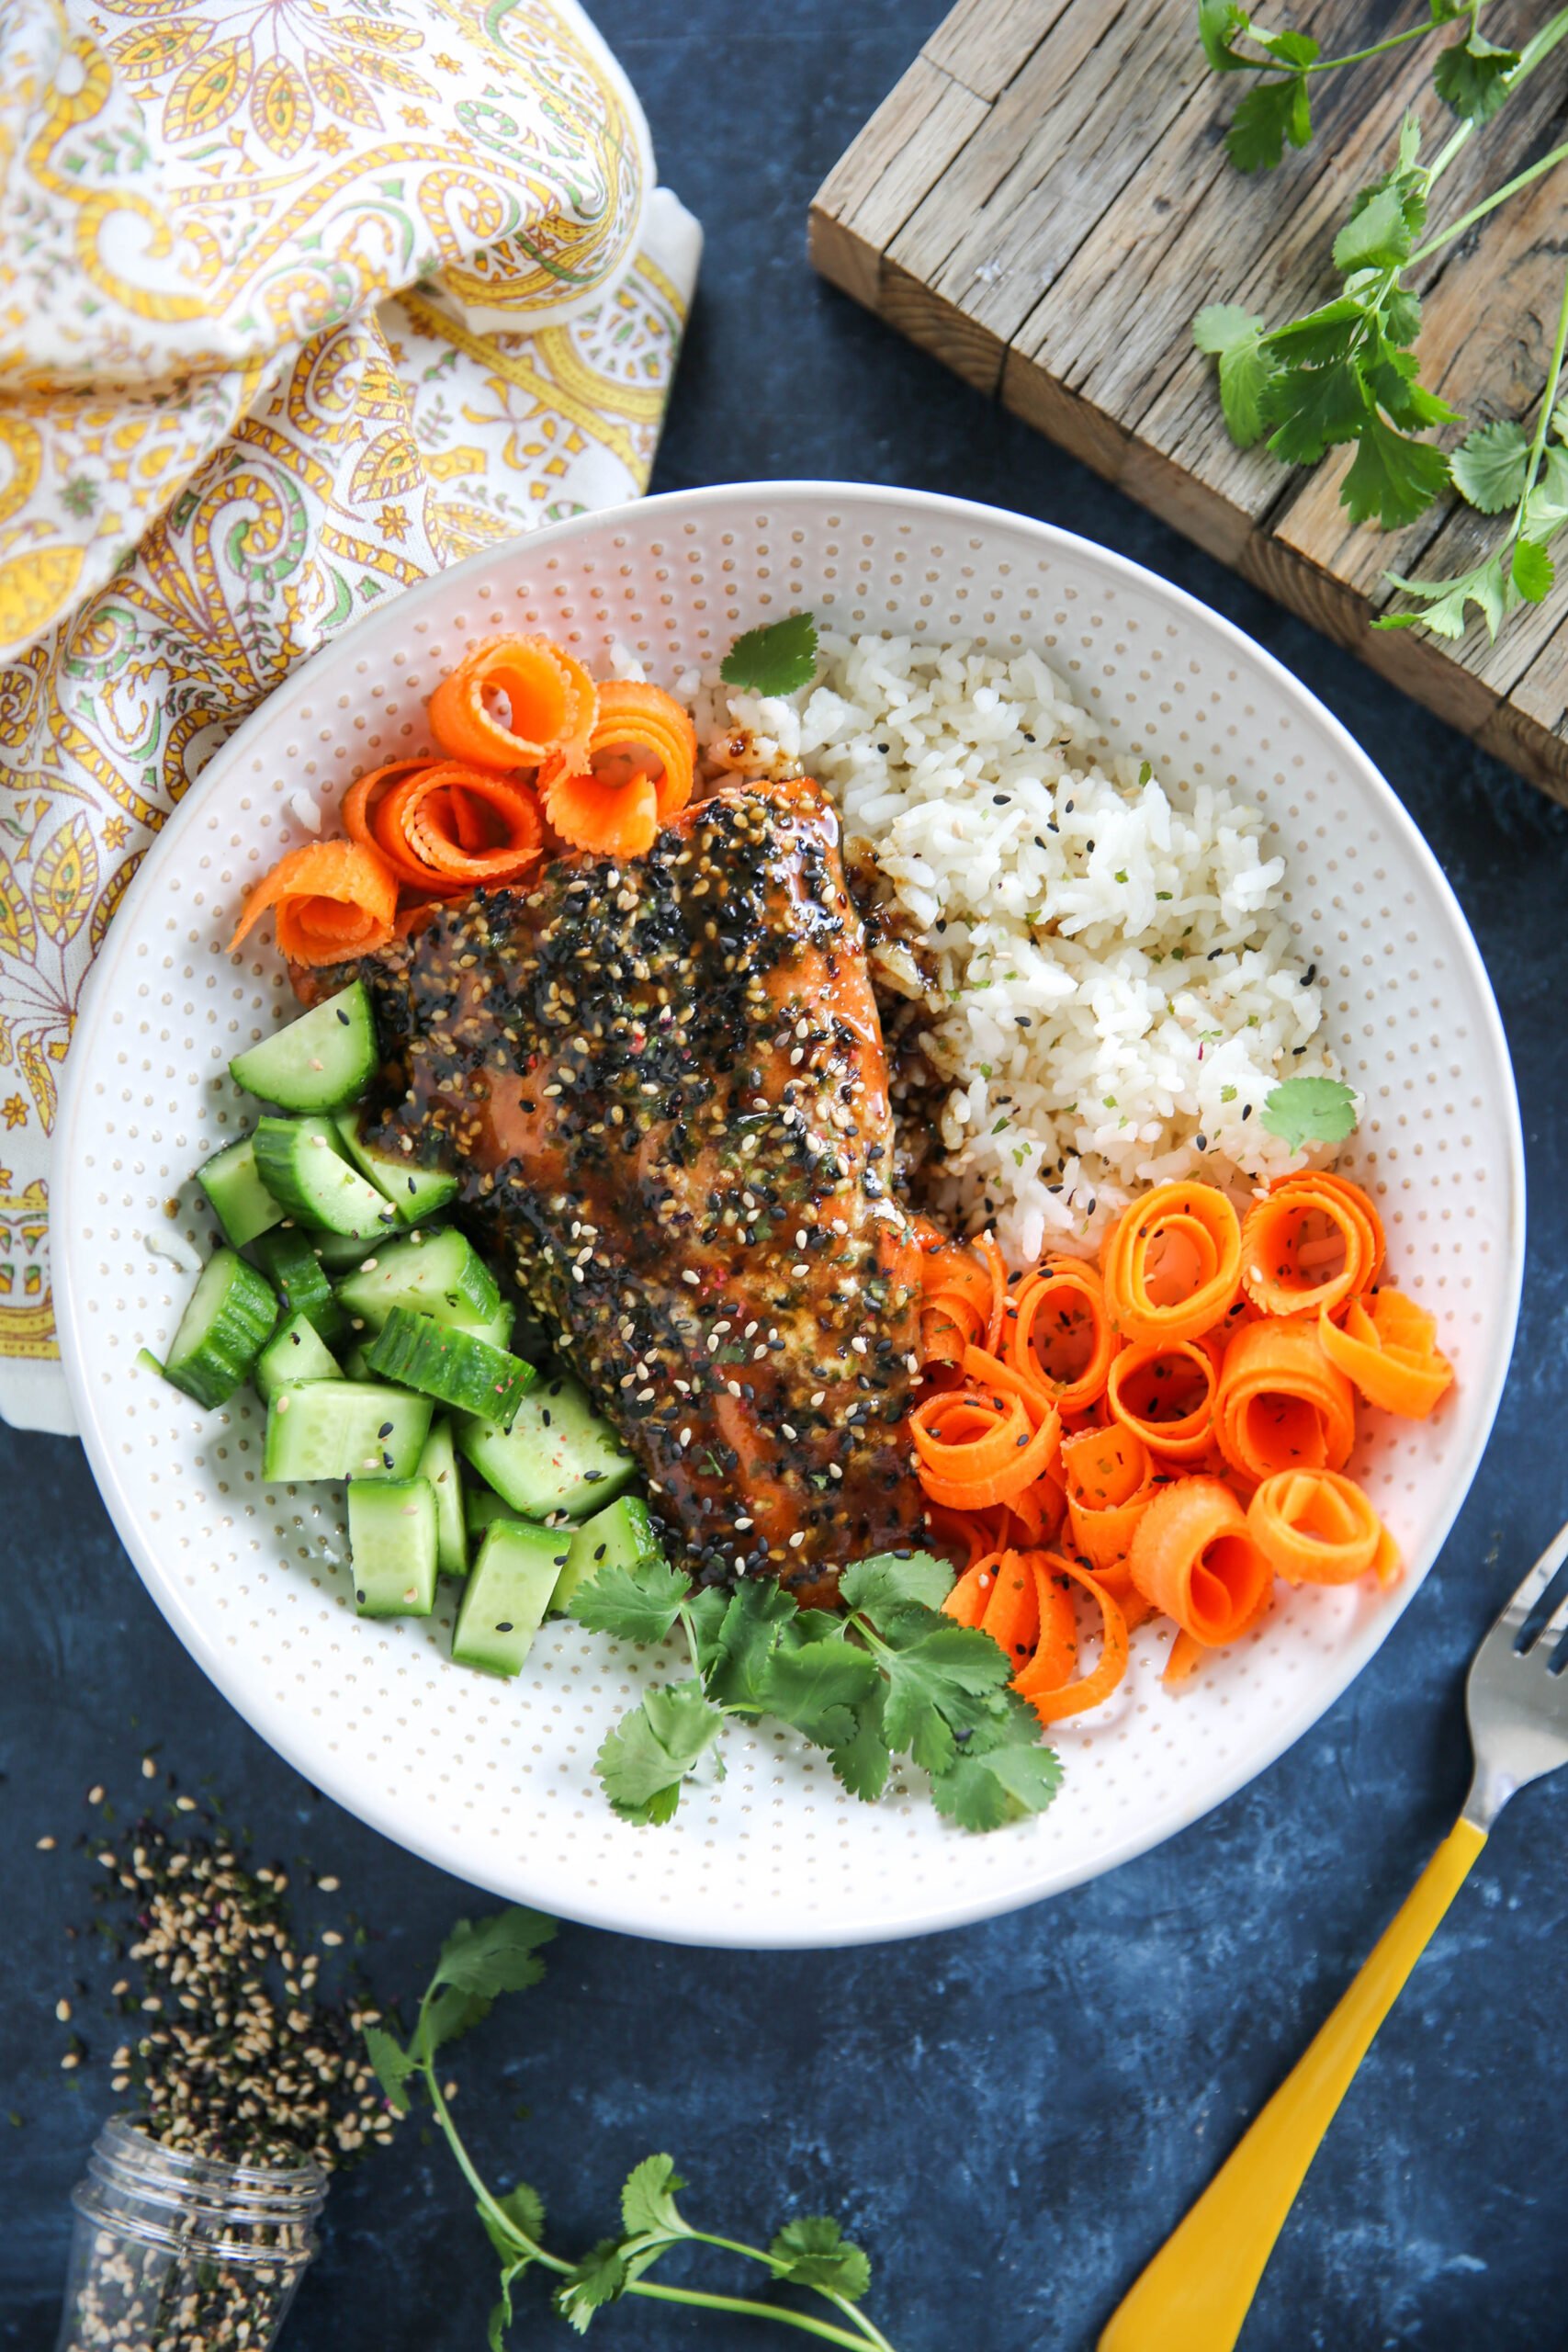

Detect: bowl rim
53,479,1527,1948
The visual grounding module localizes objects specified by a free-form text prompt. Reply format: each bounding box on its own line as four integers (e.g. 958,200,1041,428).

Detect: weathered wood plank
809,0,1568,805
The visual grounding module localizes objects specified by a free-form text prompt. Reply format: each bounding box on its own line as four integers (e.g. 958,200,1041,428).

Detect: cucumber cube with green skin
253,1227,345,1342
162,1250,277,1409
196,1134,284,1248
230,983,378,1114
253,1116,400,1241
365,1306,534,1426
456,1372,635,1519
254,1312,344,1404
332,1106,458,1225
452,1520,570,1676
347,1477,439,1618
464,1487,527,1540
417,1418,468,1577
263,1381,432,1483
558,1495,664,1617
334,1227,500,1336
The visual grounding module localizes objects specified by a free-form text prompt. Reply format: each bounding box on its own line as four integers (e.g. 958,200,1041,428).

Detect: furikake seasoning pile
50,1767,400,2352
67,1776,395,2169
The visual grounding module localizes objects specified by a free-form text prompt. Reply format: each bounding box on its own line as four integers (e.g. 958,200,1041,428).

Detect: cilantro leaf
1332,183,1416,274
1255,28,1317,71
1513,536,1553,602
555,2241,629,2333
621,2154,690,2242
1225,75,1311,174
434,1908,557,2000
878,1620,1014,1774
829,1683,893,1804
719,612,818,697
1259,1075,1359,1152
702,1575,796,1709
930,1733,1064,1832
758,1637,880,1749
1263,298,1364,365
571,1553,691,1645
768,2216,874,2301
412,1983,493,2063
1197,0,1252,72
594,1680,725,1824
1262,356,1369,468
1433,33,1518,124
838,1550,954,1619
1382,287,1423,348
1340,412,1451,529
491,2181,547,2250
1377,555,1509,640
362,2023,415,2115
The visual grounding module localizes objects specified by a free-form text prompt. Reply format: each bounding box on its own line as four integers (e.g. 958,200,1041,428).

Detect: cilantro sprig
719,612,819,698
365,1908,899,2350
1195,14,1568,562
1200,2,1524,176
1378,266,1568,640
574,1548,1062,1834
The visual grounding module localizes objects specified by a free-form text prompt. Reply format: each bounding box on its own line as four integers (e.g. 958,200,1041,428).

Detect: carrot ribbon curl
230,838,398,967
1101,1182,1243,1344
1318,1289,1454,1419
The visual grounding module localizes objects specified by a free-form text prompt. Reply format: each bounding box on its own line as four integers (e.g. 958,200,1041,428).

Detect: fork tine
1517,1553,1568,1652
1500,1517,1568,1641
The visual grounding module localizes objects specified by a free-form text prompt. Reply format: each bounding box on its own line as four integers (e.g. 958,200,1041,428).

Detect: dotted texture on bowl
52,486,1522,1949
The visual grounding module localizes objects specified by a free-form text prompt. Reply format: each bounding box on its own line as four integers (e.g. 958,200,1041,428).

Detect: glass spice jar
54,2115,329,2352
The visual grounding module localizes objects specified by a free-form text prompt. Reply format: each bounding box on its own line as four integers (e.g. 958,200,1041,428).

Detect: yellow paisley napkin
0,0,700,1433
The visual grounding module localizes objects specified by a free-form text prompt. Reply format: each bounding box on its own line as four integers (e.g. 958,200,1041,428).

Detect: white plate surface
54,482,1524,1948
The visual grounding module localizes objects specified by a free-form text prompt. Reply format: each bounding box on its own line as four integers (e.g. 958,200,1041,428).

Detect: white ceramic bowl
54,482,1524,1948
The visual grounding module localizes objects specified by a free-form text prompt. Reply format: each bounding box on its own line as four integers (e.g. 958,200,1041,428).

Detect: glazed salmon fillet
320,777,926,1600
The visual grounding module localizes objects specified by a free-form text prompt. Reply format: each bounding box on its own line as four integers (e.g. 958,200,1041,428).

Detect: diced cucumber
365,1307,534,1427
333,1107,457,1225
417,1418,468,1577
334,1227,500,1335
196,1134,283,1249
340,1341,374,1379
162,1250,277,1409
263,1381,432,1483
253,1227,344,1341
347,1478,439,1618
310,1227,410,1275
456,1372,634,1520
253,1116,400,1240
230,983,378,1113
464,1487,526,1540
558,1495,664,1618
255,1312,344,1404
452,1519,570,1677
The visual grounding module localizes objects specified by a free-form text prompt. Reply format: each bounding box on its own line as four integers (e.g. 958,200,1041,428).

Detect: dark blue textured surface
5,6,1568,2347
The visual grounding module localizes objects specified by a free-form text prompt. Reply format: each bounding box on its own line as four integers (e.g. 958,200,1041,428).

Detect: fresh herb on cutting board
366,1908,900,2350
1193,6,1568,639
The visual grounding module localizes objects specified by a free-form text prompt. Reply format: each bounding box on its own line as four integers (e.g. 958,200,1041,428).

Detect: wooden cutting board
809,0,1568,805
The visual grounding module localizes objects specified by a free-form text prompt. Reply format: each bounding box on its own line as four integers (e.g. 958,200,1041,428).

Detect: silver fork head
1462,1514,1568,1831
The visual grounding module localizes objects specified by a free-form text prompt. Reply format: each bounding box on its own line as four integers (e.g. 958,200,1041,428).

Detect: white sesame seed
810,1390,827,1407
276,1393,291,1413
36,1835,55,1850
787,1532,807,1548
55,1997,72,2022
681,1270,701,1287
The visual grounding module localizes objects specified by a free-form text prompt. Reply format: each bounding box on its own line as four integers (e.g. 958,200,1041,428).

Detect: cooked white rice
691,630,1346,1266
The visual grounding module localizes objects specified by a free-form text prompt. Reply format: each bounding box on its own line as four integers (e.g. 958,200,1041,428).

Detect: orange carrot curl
230,838,399,967
428,633,597,768
1006,1255,1120,1415
344,759,545,894
1058,1423,1157,1573
1247,1469,1400,1588
1213,1316,1357,1484
1318,1289,1454,1419
1100,1181,1243,1344
1240,1170,1384,1320
539,680,698,860
1127,1476,1273,1652
1106,1335,1220,1464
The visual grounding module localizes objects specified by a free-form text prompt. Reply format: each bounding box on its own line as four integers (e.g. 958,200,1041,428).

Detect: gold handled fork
1099,1516,1568,2352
